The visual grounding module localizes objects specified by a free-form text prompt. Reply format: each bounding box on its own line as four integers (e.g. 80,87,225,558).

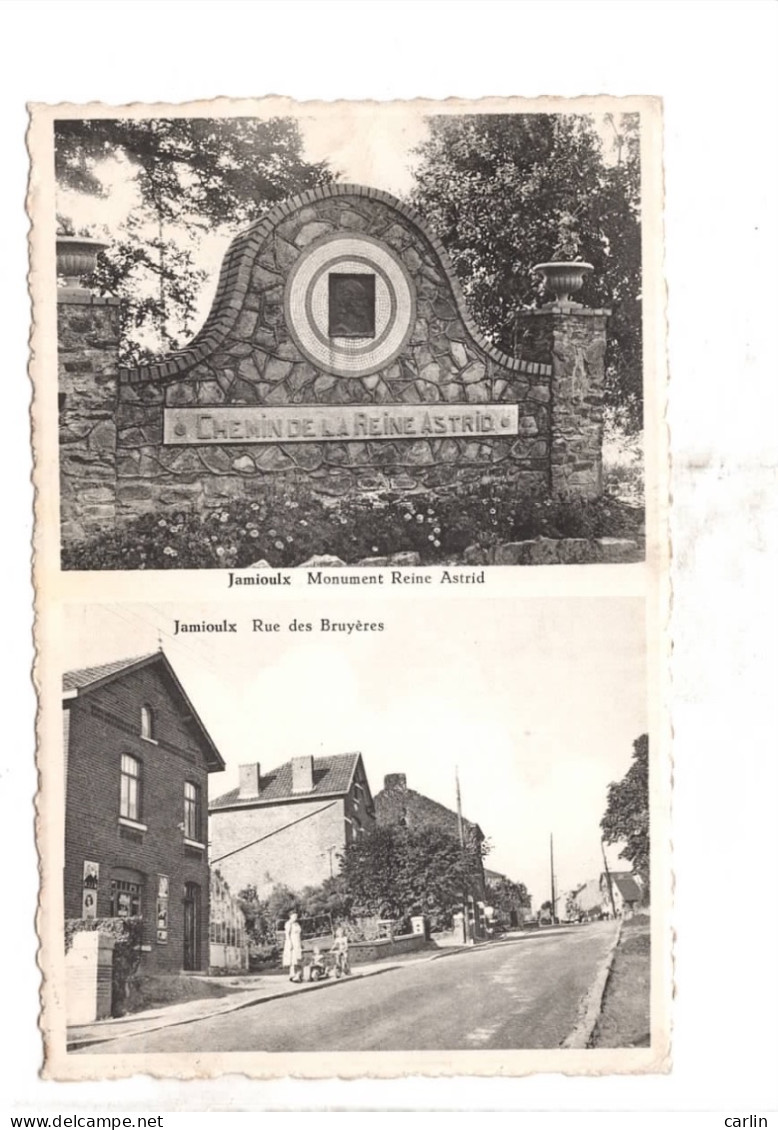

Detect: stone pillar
65,930,115,1025
517,304,610,499
57,292,120,545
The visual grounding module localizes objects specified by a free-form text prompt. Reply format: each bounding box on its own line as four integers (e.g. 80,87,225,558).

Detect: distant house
571,871,644,920
209,753,375,900
604,871,644,917
63,651,225,973
374,773,487,906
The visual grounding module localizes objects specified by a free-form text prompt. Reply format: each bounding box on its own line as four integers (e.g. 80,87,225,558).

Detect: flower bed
62,479,643,570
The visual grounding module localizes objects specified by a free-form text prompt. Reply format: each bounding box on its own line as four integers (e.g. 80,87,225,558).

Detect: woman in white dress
283,911,303,982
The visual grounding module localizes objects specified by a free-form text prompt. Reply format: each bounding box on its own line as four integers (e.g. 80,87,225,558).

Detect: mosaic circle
284,233,415,377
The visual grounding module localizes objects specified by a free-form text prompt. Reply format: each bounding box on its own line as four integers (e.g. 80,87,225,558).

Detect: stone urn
532,261,594,306
56,236,108,291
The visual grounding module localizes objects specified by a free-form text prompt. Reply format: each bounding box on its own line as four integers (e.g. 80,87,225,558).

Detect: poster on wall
81,861,98,920
157,875,169,944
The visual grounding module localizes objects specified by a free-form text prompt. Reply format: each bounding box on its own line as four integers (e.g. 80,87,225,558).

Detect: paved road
81,922,616,1053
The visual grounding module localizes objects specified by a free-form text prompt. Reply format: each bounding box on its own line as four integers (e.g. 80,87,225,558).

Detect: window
328,273,376,338
120,754,141,821
140,705,155,741
110,875,142,918
184,781,202,842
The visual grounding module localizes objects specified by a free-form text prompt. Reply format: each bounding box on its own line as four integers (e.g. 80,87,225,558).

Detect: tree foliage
237,878,353,947
485,875,532,921
339,824,486,928
55,117,334,362
601,733,650,895
409,113,642,428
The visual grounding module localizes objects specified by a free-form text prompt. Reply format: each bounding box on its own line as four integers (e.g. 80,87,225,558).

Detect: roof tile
63,653,157,692
210,753,360,810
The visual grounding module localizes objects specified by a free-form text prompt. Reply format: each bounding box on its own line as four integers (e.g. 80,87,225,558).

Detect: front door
183,882,201,970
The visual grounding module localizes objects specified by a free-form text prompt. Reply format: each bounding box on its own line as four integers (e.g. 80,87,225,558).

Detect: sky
61,596,646,910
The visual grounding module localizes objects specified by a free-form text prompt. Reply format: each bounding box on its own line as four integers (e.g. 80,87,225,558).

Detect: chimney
238,763,261,798
291,755,314,794
384,773,407,791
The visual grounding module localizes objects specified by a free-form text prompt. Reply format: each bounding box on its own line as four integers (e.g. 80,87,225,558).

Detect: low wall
209,943,249,973
348,932,428,964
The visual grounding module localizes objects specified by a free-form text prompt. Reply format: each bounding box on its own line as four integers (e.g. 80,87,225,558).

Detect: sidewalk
67,961,397,1051
67,935,512,1051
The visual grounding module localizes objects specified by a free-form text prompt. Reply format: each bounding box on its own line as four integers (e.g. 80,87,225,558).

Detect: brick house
209,754,375,899
63,651,225,973
374,773,487,902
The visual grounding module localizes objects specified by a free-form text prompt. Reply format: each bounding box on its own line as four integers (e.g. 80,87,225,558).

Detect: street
80,922,617,1053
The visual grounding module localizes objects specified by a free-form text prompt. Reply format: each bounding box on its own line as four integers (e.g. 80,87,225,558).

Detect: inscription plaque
164,404,519,445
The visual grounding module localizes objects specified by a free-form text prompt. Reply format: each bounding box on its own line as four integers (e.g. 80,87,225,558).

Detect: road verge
561,918,623,1049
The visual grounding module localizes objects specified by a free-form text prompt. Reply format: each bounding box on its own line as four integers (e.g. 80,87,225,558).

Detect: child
309,946,327,981
332,925,350,977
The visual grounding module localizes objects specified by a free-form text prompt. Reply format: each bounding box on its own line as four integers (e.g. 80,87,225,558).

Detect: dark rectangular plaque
328,272,376,338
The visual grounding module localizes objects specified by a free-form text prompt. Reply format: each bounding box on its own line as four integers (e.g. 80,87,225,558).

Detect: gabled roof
62,650,225,772
63,653,156,692
374,781,484,840
611,874,643,903
210,753,362,811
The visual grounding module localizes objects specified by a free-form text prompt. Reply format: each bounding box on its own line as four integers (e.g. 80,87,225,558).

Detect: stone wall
517,307,608,498
348,932,428,965
58,294,120,544
58,185,609,544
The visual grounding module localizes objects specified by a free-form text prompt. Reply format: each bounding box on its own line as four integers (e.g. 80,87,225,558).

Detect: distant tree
263,883,299,930
485,876,532,922
236,882,300,944
297,875,353,922
565,890,583,920
601,733,650,896
55,117,335,363
339,824,486,928
410,113,642,429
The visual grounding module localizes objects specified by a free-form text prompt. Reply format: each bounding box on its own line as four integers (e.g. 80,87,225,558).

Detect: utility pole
456,767,470,944
550,833,557,925
600,839,618,919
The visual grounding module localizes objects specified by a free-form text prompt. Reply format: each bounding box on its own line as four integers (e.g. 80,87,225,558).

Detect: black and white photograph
49,99,656,572
42,595,665,1075
11,0,778,1121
